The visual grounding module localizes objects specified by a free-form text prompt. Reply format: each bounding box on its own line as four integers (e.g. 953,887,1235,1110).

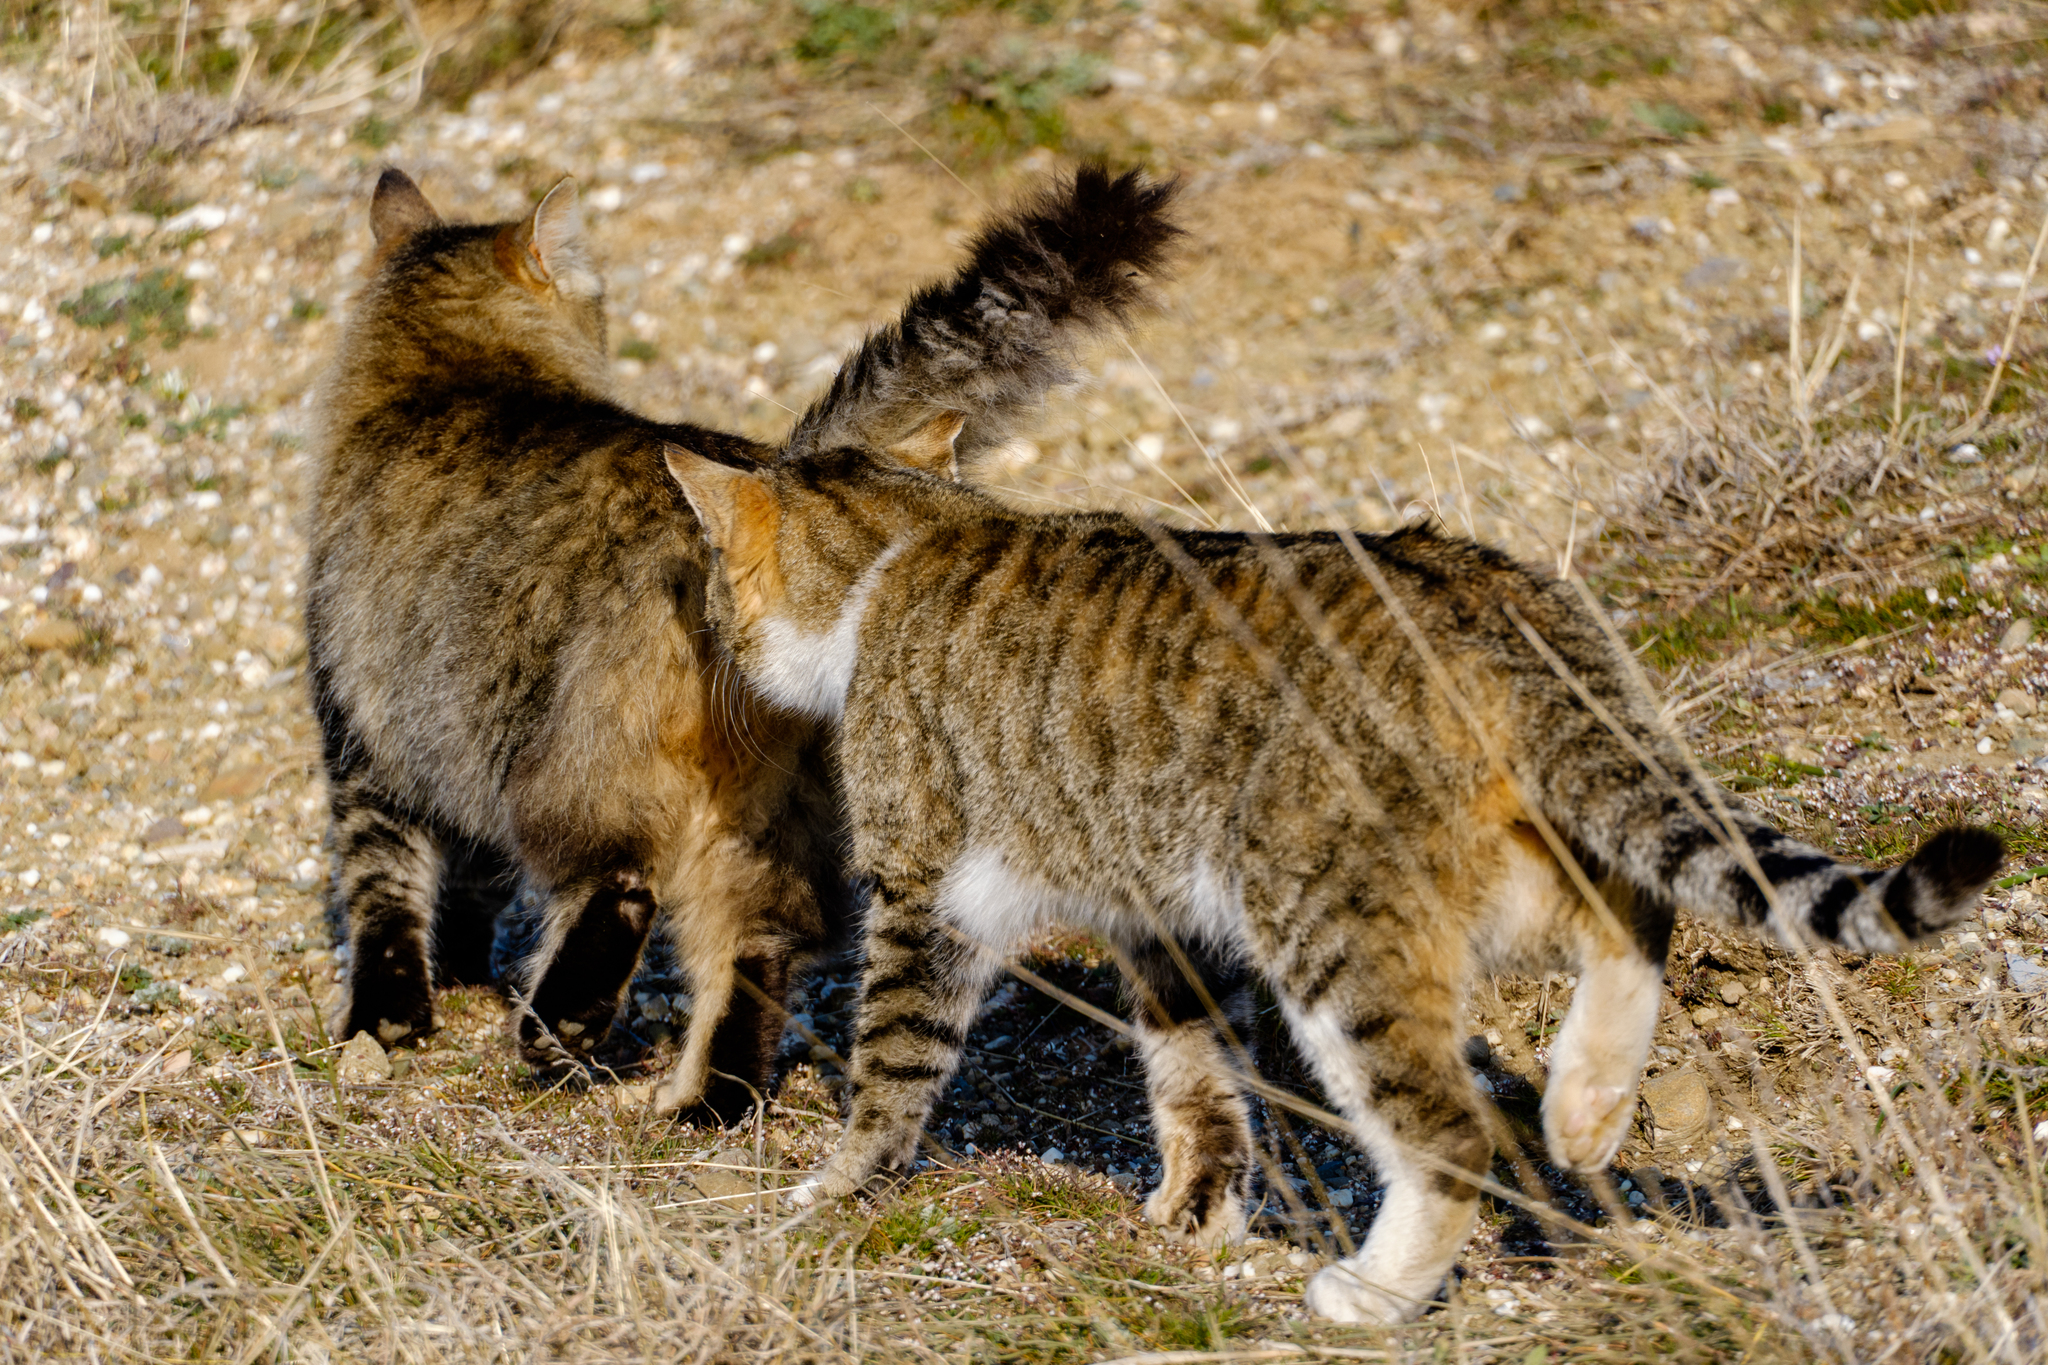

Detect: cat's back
851,502,1597,822
300,212,766,820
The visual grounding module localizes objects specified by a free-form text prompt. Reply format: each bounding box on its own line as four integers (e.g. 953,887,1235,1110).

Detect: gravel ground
6,4,2048,1359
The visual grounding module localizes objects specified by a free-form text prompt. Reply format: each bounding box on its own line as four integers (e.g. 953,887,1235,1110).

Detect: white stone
336,1031,393,1083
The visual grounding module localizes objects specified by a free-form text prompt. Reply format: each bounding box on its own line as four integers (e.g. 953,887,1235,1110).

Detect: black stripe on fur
1888,825,2004,938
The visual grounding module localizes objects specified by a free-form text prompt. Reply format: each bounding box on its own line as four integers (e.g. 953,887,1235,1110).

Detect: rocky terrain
5,2,2048,1361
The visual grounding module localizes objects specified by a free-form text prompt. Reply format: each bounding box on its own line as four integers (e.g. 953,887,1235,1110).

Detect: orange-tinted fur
305,171,850,1121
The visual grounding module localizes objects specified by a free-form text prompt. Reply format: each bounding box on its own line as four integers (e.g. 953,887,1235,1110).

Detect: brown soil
6,2,2048,1361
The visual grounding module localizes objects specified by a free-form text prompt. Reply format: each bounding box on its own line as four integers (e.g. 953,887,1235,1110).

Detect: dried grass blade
1963,207,2048,437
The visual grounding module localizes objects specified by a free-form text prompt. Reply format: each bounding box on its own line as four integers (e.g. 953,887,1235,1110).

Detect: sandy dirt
5,2,2048,1360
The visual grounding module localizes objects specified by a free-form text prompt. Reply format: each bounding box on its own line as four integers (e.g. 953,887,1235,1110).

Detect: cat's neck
329,308,615,422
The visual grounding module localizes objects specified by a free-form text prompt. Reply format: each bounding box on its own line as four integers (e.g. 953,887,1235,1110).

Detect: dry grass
10,1,2048,1362
6,923,2048,1363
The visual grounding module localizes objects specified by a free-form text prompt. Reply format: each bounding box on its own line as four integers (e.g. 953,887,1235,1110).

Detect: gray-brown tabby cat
305,164,1191,1120
305,168,853,1121
661,168,2003,1321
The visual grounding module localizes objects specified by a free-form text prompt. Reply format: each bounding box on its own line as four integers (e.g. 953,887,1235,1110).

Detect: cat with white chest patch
667,167,2002,1323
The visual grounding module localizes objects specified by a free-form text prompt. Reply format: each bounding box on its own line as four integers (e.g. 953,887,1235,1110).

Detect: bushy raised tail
785,163,1183,468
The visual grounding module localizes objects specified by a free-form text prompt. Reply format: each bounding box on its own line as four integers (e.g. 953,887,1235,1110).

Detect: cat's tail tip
1886,824,2005,939
1007,161,1185,289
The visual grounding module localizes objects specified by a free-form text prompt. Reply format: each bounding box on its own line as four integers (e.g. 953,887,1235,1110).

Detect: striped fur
306,168,852,1120
784,164,1181,471
661,171,2000,1322
670,447,2001,1323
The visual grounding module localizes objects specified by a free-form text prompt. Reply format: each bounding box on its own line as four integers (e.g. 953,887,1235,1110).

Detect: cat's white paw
784,1176,825,1210
1542,1079,1633,1173
1303,1263,1423,1324
649,1073,697,1119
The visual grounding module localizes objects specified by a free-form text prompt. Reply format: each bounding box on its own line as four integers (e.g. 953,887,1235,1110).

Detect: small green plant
794,0,898,63
254,162,300,191
1717,752,1823,791
1633,100,1707,139
0,907,45,933
617,338,658,362
92,234,133,259
939,47,1107,159
1150,1303,1248,1349
1867,0,1967,19
740,232,803,269
995,1167,1124,1221
1868,956,1923,1000
164,405,246,445
1761,96,1798,125
290,295,327,322
131,979,182,1011
207,1021,256,1053
846,176,881,204
1689,170,1727,191
129,179,193,220
352,113,396,149
58,270,194,348
10,396,42,422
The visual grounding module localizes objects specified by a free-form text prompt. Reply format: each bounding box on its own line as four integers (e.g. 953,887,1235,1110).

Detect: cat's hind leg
697,949,793,1124
1118,935,1256,1248
1249,841,1490,1325
1541,883,1667,1174
330,772,445,1046
650,945,791,1126
432,836,517,987
514,870,658,1070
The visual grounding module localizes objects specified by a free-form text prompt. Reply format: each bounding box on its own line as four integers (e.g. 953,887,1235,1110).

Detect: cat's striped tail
1548,759,2003,953
784,163,1182,468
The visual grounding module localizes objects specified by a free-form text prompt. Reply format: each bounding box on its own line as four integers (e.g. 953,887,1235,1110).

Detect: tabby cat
306,168,852,1120
662,168,2003,1321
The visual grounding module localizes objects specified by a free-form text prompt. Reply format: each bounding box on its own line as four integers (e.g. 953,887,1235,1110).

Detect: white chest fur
745,541,906,720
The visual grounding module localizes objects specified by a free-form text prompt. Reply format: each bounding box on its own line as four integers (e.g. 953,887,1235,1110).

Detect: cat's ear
370,168,442,247
883,412,966,478
664,445,771,549
508,178,600,299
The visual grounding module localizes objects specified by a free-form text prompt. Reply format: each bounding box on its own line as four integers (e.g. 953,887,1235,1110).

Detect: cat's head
339,167,609,394
661,416,969,720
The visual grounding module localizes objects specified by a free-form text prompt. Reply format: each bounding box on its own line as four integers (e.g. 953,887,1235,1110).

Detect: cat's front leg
796,878,999,1204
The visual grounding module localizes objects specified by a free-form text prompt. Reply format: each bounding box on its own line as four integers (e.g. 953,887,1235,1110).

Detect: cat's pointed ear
370,167,441,247
510,178,600,298
884,412,966,478
664,445,767,548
